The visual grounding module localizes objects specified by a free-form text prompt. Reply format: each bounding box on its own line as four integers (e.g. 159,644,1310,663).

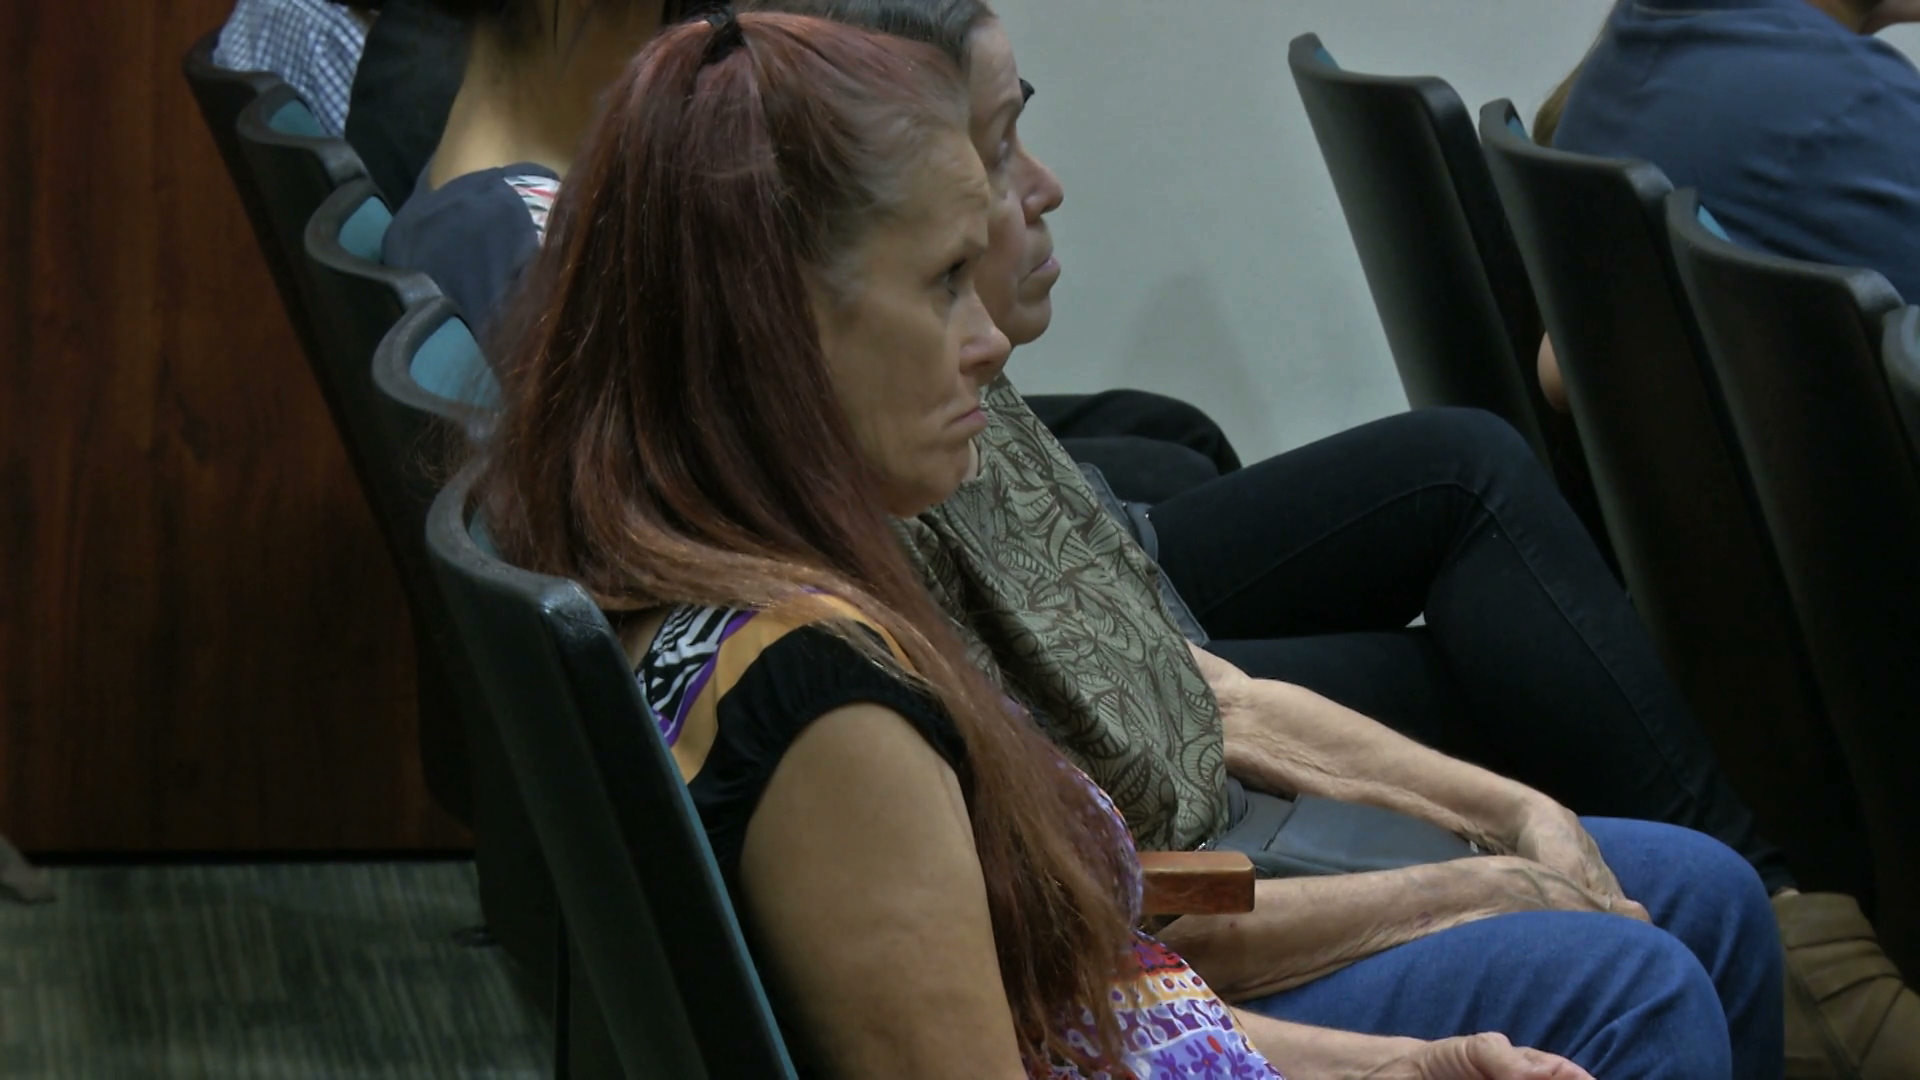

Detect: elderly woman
477,9,1602,1078
741,2,1818,1077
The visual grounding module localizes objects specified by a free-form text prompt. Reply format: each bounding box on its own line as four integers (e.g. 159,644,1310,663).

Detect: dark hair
738,0,993,66
476,12,1137,1071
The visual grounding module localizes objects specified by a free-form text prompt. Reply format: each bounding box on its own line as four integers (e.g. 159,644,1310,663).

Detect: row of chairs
187,30,756,1076
183,31,1256,1078
181,26,572,1051
1291,35,1920,976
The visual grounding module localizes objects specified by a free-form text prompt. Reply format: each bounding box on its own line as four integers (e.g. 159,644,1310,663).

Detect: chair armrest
1138,851,1255,916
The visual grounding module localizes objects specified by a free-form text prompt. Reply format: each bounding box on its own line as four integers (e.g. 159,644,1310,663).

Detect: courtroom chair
308,195,572,1010
1477,101,1870,899
221,68,484,836
181,33,321,365
1888,307,1920,449
371,294,500,424
303,184,473,815
369,295,556,1008
425,464,1256,1078
234,91,489,840
1287,36,1613,566
1287,34,1549,458
1668,190,1920,976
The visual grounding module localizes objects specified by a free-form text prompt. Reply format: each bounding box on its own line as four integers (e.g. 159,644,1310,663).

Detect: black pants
1029,390,1241,505
1149,407,1793,893
345,0,467,209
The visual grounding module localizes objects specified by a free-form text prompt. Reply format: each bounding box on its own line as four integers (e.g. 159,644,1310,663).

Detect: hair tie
700,7,745,67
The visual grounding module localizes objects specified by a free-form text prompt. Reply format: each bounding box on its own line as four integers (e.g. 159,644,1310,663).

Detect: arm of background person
738,702,1030,1079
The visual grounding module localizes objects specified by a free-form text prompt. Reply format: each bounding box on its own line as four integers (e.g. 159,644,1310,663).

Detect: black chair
1477,102,1870,898
369,295,557,1008
309,191,571,1011
1668,190,1920,976
425,459,1259,1074
1888,307,1920,448
232,89,489,832
181,34,322,365
1287,34,1549,458
426,463,800,1079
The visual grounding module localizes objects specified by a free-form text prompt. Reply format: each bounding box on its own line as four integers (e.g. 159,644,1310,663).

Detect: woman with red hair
475,9,1587,1079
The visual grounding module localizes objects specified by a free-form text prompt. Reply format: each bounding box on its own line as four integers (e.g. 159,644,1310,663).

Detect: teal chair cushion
341,197,393,262
1698,204,1732,241
415,316,502,410
267,98,325,139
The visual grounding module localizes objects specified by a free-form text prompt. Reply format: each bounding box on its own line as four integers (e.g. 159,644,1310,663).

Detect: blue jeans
1238,818,1784,1079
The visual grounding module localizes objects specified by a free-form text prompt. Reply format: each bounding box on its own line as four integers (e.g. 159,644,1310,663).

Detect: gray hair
738,0,994,67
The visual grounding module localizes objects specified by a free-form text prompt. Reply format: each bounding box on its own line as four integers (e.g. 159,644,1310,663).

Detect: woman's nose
1023,158,1064,221
961,297,1013,381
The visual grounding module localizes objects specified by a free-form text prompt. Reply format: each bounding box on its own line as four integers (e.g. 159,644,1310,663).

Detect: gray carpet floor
0,862,551,1079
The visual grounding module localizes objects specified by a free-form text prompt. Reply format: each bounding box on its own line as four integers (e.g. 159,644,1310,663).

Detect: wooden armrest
1138,851,1255,916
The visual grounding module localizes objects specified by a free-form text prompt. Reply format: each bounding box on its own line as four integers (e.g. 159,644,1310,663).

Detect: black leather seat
426,463,800,1079
368,295,556,1004
1286,33,1548,457
232,81,367,380
1478,101,1869,898
1287,35,1613,563
1668,189,1920,975
1887,307,1920,448
231,95,486,831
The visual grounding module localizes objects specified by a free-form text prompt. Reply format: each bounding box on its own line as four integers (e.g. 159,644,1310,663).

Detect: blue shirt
214,0,369,137
1556,0,1920,300
383,165,560,337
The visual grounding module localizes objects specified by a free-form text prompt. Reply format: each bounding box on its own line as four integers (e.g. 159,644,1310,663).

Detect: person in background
1530,2,1920,1073
1536,0,1920,420
213,0,373,137
375,0,1236,502
343,0,469,208
381,0,691,335
741,1,1793,1075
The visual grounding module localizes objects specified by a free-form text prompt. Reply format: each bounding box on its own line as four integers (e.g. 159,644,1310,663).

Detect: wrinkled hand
1470,852,1651,924
1509,802,1648,922
1369,1033,1594,1080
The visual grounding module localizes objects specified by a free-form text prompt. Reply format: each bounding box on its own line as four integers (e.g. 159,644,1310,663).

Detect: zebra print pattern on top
636,604,753,747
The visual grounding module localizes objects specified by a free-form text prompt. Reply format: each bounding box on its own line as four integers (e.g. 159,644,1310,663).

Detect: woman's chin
1005,299,1054,347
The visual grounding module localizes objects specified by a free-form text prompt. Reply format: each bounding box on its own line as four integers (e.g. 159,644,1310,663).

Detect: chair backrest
232,83,375,419
1667,189,1920,974
372,295,501,424
1477,103,1869,896
425,465,798,1079
1887,307,1920,450
182,30,278,179
1287,34,1548,458
299,178,451,570
181,33,318,360
366,293,562,1015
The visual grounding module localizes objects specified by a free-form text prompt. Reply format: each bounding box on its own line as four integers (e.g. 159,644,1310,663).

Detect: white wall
989,0,1920,462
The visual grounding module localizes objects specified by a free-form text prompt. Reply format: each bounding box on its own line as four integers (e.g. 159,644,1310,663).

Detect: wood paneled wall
0,1,466,850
